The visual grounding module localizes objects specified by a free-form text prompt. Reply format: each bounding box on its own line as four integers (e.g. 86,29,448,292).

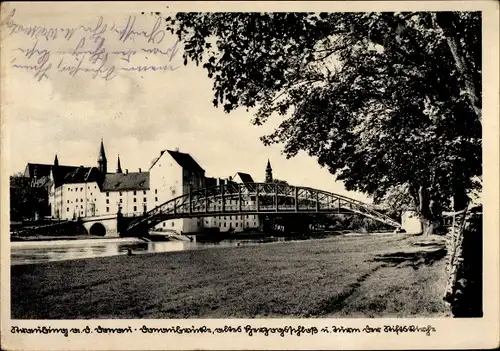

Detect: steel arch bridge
125,183,401,235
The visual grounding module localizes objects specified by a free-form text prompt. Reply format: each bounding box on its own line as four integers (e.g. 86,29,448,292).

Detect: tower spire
265,159,273,183
97,139,107,174
116,154,122,173
54,154,59,166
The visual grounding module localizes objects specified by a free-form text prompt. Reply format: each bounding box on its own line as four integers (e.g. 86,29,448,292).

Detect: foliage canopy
166,12,481,222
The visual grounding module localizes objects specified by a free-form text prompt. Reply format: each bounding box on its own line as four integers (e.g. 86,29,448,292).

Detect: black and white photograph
1,1,498,350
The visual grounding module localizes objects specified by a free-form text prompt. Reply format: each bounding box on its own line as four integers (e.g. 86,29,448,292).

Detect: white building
31,140,272,235
149,149,206,233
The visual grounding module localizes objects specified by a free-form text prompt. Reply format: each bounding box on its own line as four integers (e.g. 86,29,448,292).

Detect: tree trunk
433,13,481,121
418,185,440,236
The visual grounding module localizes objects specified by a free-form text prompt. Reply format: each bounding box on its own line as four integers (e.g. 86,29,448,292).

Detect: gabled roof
149,149,205,174
234,172,254,183
24,163,52,178
167,150,205,173
101,172,150,192
51,165,86,187
33,175,51,188
62,166,102,184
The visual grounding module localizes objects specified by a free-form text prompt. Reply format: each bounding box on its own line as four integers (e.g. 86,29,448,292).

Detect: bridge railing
126,183,401,233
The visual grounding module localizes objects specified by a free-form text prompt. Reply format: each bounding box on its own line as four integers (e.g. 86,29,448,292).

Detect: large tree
166,12,481,234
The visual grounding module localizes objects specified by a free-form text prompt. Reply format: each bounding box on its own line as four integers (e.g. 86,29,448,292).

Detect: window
246,215,249,218
90,192,92,196
163,223,165,227
155,189,157,194
224,223,226,227
143,191,147,195
143,198,146,202
133,190,136,195
67,200,69,203
119,192,122,196
95,186,97,189
172,222,174,227
254,222,256,226
236,223,238,227
134,206,137,211
67,208,69,212
81,205,83,209
197,222,200,227
133,198,136,203
106,207,109,213
246,222,249,226
155,197,158,201
120,199,123,203
219,223,221,227
106,192,109,197
80,187,83,191
106,199,109,204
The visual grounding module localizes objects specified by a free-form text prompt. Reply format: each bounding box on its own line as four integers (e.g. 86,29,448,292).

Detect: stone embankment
10,220,87,240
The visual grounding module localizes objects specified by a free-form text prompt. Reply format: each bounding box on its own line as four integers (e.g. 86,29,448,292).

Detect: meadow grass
11,234,450,319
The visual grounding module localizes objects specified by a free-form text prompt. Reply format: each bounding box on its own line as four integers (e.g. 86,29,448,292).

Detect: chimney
125,169,128,174
138,168,141,173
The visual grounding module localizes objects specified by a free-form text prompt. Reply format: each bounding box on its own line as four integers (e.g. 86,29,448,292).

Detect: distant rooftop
101,172,150,192
150,149,205,174
234,172,254,183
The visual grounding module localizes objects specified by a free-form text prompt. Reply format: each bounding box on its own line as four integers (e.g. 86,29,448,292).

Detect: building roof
33,175,51,188
167,150,205,173
62,166,102,184
101,172,150,192
24,163,53,178
234,172,254,183
149,149,205,174
205,176,217,187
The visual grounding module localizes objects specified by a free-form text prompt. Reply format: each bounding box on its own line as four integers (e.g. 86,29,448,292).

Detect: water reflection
11,237,289,265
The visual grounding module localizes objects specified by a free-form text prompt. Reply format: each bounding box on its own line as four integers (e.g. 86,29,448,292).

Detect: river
10,236,293,265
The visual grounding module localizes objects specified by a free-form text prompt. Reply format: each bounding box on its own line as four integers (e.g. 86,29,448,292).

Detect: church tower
97,139,107,174
265,159,273,183
116,154,122,173
54,154,59,166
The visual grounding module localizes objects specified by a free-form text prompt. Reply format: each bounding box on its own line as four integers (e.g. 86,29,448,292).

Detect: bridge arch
125,182,402,235
89,222,106,236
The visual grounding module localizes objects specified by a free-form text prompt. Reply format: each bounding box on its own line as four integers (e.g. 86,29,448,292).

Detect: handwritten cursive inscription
3,9,181,82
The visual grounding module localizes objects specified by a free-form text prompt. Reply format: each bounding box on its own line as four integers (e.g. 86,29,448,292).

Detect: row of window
208,215,257,220
67,185,98,192
105,205,145,213
67,198,96,203
106,190,149,196
67,205,85,211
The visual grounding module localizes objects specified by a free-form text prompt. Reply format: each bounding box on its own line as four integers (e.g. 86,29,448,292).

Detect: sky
2,4,371,203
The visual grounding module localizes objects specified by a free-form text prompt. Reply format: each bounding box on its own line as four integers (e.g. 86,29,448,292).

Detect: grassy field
11,233,450,319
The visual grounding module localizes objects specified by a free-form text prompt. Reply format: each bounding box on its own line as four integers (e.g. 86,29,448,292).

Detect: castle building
24,140,275,235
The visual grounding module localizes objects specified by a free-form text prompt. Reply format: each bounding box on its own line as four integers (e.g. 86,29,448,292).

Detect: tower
265,159,273,183
97,139,107,174
116,154,122,173
54,154,59,166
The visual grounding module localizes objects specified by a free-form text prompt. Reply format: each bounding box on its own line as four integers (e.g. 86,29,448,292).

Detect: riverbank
11,233,450,319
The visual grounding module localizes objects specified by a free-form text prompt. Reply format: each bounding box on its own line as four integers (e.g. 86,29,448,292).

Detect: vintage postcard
1,1,499,350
